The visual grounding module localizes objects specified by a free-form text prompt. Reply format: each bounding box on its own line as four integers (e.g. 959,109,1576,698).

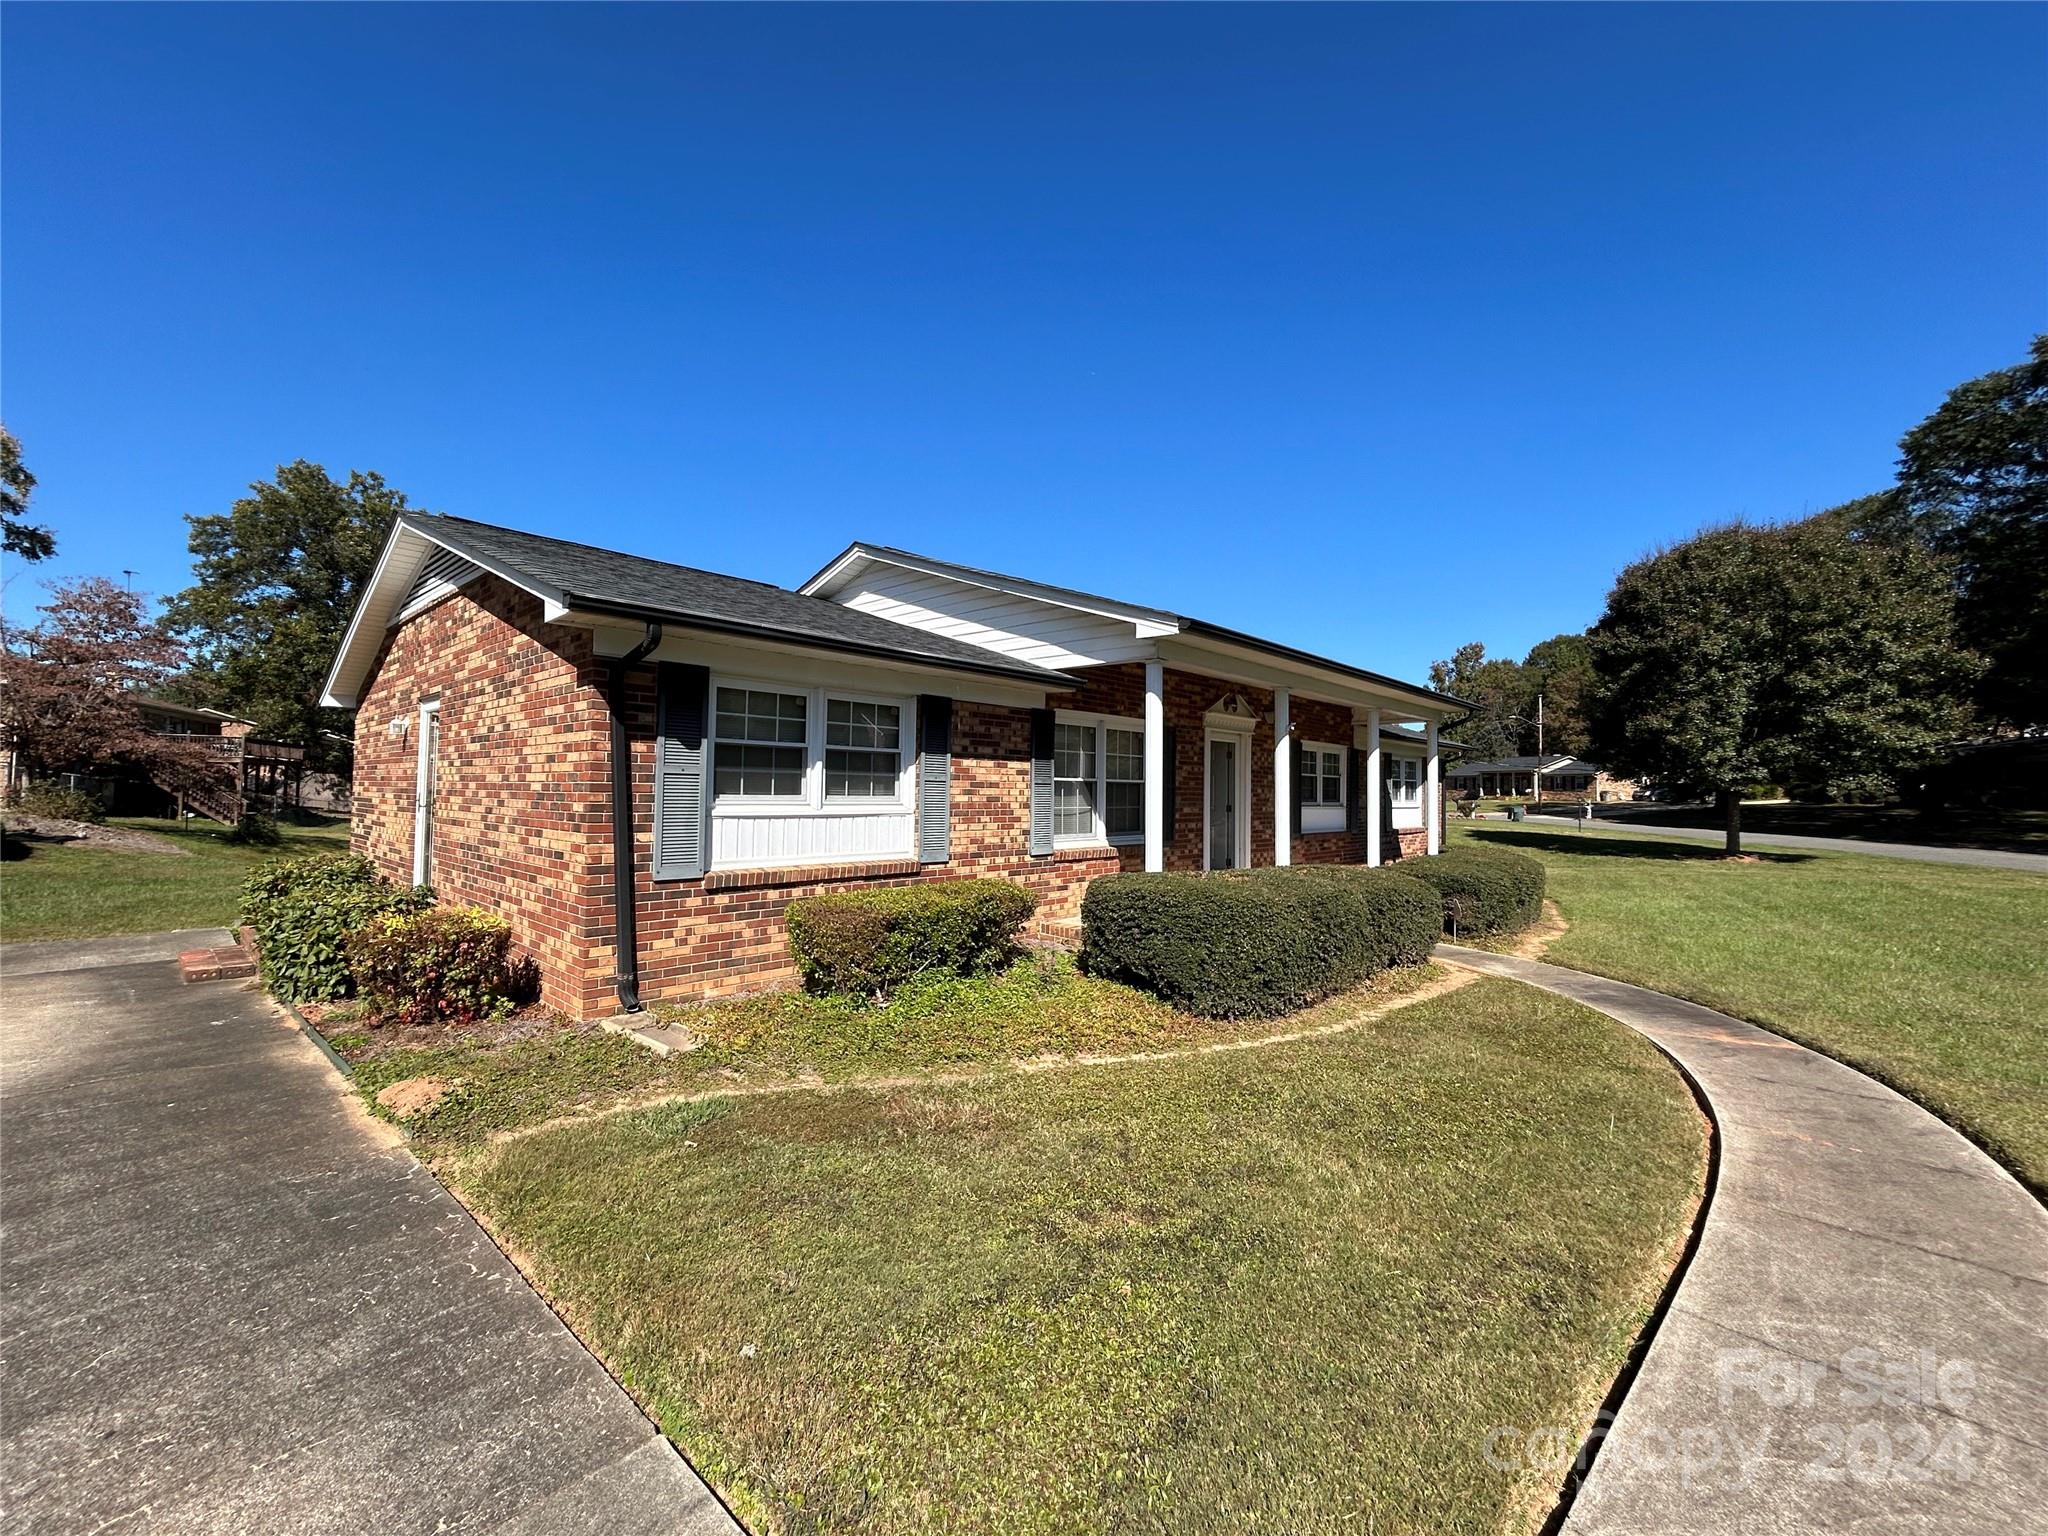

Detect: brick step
179,942,257,984
1025,914,1082,950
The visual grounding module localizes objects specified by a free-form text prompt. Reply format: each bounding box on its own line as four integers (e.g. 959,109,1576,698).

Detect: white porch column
1425,719,1442,855
1143,660,1165,873
1273,687,1291,866
1363,706,1382,867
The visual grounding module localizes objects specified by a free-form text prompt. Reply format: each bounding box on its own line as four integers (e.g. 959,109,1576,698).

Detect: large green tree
1428,642,1526,760
164,461,413,772
1588,514,1977,854
1,426,55,564
1519,631,1595,758
1891,335,2048,727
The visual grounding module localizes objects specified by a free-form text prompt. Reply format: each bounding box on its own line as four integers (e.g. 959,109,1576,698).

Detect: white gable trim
320,517,570,709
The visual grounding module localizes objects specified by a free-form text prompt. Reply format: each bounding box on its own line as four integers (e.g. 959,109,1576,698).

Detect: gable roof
800,542,1470,712
321,515,1078,707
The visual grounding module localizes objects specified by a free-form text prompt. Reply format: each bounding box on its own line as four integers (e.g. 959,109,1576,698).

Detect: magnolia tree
1589,514,1979,856
0,578,228,800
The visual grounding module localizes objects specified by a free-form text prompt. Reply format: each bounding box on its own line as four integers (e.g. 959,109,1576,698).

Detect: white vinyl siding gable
835,564,1161,672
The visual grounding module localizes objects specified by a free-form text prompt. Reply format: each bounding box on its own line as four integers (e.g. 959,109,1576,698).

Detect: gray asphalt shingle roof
418,514,1075,686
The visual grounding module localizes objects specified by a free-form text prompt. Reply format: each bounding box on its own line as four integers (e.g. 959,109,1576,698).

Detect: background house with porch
324,515,1465,1019
1445,753,1637,802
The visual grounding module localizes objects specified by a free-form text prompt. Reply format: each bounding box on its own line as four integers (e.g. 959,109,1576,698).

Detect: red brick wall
351,577,612,1017
351,589,1444,1019
617,693,1117,1010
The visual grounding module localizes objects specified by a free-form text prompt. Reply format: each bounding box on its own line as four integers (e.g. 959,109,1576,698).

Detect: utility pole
1532,693,1545,805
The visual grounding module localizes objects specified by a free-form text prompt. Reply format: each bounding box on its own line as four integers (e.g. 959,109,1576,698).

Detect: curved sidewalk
1437,946,2048,1536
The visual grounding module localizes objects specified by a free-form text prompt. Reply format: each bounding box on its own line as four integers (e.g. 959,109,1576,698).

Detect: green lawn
1452,822,2048,1191
433,976,1701,1536
0,815,351,941
1570,801,2048,853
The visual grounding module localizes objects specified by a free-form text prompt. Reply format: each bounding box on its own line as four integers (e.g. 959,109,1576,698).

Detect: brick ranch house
322,515,1469,1020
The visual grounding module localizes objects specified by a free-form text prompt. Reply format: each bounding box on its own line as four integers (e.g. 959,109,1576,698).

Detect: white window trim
1053,708,1147,848
1386,753,1423,806
1299,739,1347,834
1298,740,1346,808
710,674,917,818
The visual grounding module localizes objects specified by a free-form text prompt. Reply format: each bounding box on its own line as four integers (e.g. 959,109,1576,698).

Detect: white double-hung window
1054,712,1144,846
823,697,903,801
711,682,914,811
1297,741,1346,832
1386,756,1422,806
713,687,809,800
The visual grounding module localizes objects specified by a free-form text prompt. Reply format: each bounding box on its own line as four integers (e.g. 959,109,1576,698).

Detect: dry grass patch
456,978,1705,1536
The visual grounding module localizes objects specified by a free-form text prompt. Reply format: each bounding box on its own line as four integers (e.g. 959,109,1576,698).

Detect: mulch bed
300,998,580,1060
1,814,191,855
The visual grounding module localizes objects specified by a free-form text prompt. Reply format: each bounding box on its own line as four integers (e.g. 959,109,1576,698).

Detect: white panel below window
1301,804,1346,834
1391,805,1424,830
712,811,915,869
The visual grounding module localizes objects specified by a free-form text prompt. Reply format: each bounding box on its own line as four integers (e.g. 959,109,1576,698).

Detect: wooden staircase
158,769,244,826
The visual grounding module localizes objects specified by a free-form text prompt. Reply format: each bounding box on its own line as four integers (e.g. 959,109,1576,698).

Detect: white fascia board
321,516,571,708
319,522,425,708
587,620,1055,708
798,548,871,599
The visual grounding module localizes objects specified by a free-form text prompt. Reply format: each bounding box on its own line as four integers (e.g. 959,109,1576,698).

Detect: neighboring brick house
1445,754,1639,803
323,516,1466,1020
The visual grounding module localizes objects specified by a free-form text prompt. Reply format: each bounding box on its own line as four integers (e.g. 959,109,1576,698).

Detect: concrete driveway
0,932,738,1536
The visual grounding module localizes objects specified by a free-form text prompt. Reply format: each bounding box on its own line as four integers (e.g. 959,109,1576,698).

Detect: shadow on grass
1462,827,1815,864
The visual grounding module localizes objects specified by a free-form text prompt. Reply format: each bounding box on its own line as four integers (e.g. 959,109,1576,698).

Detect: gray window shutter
653,662,710,881
1028,708,1054,856
1348,747,1364,835
1161,725,1177,860
917,694,952,865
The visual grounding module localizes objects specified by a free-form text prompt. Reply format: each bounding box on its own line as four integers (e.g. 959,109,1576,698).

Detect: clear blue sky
5,3,2043,686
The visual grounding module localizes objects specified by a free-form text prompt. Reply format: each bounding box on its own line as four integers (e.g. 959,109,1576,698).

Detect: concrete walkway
0,935,739,1536
1515,814,2048,873
1437,946,2048,1535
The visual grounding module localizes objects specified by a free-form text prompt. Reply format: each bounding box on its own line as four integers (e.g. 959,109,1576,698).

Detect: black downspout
608,623,662,1013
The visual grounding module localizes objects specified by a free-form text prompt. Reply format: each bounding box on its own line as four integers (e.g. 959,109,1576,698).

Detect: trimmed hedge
786,878,1038,998
1401,846,1546,936
240,852,434,1002
1079,865,1443,1019
350,905,518,1028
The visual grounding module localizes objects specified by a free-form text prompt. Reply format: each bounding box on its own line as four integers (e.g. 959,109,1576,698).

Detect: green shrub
349,906,518,1028
1401,846,1546,937
9,782,108,824
786,879,1037,998
1079,865,1442,1019
239,851,434,1002
225,810,282,846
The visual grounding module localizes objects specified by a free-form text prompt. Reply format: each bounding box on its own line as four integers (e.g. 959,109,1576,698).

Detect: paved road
1439,946,2048,1536
1512,814,2048,873
0,935,739,1536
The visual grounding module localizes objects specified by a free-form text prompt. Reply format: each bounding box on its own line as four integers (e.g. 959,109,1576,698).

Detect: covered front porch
1043,655,1448,877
